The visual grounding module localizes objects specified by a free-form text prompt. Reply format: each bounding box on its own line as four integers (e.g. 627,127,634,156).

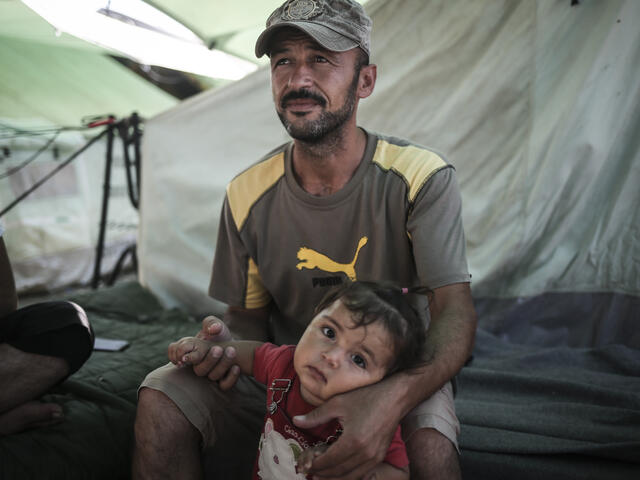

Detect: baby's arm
168,336,262,376
297,445,408,480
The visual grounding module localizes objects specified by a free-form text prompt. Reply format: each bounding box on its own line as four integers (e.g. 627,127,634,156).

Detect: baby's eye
321,326,335,339
351,354,366,369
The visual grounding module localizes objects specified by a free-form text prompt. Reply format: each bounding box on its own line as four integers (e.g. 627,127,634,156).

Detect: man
0,223,94,435
133,0,477,479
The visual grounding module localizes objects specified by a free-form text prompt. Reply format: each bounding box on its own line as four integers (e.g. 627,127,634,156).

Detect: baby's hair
314,281,430,375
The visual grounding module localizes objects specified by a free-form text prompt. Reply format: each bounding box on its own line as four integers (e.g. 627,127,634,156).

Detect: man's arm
0,237,18,318
295,282,477,480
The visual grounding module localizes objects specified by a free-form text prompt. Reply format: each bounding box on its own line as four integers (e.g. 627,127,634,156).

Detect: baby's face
293,299,395,406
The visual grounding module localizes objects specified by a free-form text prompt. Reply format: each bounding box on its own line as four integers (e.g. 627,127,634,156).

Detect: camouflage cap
255,0,372,58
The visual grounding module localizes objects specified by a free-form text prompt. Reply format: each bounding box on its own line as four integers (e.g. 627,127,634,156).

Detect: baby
169,281,429,479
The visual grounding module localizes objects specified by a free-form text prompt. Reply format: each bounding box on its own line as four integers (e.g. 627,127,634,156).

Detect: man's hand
196,315,233,341
293,380,403,480
182,306,271,390
297,444,328,475
188,316,241,390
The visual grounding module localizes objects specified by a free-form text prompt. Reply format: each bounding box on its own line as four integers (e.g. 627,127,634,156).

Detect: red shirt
252,343,409,479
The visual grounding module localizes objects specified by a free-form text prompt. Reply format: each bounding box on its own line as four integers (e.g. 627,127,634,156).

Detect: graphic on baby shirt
257,418,306,480
296,236,368,281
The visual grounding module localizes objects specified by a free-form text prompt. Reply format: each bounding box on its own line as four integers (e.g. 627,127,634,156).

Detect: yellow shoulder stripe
245,257,271,308
227,152,285,230
372,140,446,203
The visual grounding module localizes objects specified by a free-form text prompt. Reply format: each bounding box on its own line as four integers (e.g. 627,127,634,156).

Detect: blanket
457,329,640,479
0,282,197,480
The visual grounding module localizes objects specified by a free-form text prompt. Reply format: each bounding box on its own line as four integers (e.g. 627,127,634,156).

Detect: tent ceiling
0,1,370,127
150,0,286,61
148,0,368,60
0,0,287,58
0,0,103,52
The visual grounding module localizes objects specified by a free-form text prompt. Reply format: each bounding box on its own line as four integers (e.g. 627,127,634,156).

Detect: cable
0,114,117,181
0,129,109,219
0,123,90,141
0,131,60,179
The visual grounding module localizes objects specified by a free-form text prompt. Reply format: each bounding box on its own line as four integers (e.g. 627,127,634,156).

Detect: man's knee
135,387,200,447
133,388,203,480
406,428,461,480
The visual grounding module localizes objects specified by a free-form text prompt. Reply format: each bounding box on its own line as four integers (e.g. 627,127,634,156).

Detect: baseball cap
255,0,372,58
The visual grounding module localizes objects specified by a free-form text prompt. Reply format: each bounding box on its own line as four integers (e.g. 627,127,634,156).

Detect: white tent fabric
0,2,177,292
139,0,639,319
1,129,139,292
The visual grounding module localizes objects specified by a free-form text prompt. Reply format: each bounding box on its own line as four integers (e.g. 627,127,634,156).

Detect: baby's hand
168,336,211,367
297,444,328,474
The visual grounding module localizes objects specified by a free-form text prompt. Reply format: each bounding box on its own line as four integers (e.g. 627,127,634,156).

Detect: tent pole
91,117,116,289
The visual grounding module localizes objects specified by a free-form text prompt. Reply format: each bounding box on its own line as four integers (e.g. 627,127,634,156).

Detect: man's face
269,29,363,143
293,299,394,406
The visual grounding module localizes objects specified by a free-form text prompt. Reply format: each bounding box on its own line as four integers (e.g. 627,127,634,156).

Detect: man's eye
275,58,290,66
321,326,335,339
314,56,328,63
352,354,366,369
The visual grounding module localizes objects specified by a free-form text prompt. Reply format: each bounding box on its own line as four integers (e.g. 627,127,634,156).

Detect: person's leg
406,428,461,480
3,301,94,375
0,300,93,436
133,388,203,480
132,363,265,480
401,381,461,480
0,343,68,435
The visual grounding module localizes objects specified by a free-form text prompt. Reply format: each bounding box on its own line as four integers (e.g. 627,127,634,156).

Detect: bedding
0,281,198,480
1,282,638,479
457,329,640,479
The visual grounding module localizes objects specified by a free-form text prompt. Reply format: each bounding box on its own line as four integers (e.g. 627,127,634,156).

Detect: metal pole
91,120,116,289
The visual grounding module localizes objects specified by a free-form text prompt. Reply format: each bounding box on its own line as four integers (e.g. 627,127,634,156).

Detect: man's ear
358,64,377,99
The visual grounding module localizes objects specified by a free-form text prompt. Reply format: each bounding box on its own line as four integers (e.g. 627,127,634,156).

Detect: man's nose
287,62,313,89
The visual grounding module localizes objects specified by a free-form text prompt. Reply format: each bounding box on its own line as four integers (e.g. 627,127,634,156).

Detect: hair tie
401,287,409,295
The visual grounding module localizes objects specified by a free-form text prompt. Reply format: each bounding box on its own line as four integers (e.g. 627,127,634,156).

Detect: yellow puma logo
296,237,368,281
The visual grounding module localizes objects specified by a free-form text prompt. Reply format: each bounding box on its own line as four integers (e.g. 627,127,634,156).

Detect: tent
141,0,640,347
137,1,640,476
0,0,282,291
0,0,177,291
1,0,639,478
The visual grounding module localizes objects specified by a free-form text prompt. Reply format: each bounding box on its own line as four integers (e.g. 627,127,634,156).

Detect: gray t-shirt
210,129,470,345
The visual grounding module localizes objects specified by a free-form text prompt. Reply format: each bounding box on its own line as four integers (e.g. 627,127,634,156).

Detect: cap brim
255,21,358,58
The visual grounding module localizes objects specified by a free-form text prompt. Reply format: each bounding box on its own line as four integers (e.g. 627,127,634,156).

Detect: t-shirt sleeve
253,343,293,385
408,167,471,288
383,425,409,469
209,195,271,309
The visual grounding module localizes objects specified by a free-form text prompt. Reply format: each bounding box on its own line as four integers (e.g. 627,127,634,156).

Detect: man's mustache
280,89,327,109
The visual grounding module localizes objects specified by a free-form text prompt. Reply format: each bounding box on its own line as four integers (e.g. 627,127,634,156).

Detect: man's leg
401,381,461,480
406,428,461,480
133,387,202,480
0,343,68,435
132,363,266,480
